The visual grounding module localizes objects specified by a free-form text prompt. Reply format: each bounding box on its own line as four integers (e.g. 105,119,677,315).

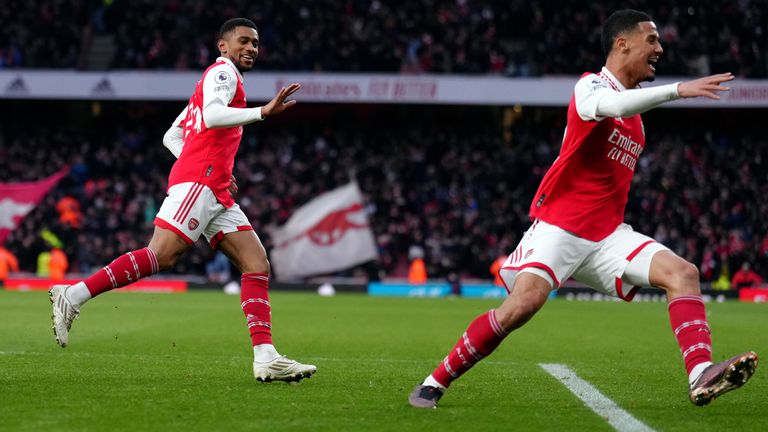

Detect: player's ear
615,36,629,53
217,38,227,54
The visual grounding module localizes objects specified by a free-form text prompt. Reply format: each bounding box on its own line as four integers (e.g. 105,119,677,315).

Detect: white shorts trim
154,182,253,248
499,220,670,301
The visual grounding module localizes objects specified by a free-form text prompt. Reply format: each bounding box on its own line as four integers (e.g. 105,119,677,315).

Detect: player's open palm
678,73,735,100
262,83,301,117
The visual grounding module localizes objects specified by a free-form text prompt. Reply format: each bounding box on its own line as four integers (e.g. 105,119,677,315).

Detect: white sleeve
162,106,187,159
201,64,263,128
575,74,681,121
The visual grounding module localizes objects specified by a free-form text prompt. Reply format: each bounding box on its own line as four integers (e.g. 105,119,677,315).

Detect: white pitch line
540,363,655,432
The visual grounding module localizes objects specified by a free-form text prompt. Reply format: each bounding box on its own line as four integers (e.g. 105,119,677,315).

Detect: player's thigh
573,224,669,300
155,182,222,245
498,219,592,291
205,204,267,273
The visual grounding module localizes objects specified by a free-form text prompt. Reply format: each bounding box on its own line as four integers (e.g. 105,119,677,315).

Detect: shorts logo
214,71,231,84
525,249,534,259
188,218,199,231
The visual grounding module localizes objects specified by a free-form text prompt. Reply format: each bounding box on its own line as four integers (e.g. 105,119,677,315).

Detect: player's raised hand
677,73,735,100
262,83,301,117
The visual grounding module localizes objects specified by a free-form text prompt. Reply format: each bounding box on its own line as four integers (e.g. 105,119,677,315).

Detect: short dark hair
218,18,258,40
601,9,653,56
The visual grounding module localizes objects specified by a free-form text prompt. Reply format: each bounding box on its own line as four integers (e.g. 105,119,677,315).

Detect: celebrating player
50,18,317,383
409,9,757,408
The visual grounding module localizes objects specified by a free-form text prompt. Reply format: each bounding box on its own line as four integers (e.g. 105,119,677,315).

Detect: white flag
270,182,378,280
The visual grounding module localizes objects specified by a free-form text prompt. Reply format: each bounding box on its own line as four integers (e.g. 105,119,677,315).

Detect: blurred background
1,0,767,292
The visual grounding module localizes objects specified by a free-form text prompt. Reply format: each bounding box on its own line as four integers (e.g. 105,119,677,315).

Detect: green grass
1,290,766,431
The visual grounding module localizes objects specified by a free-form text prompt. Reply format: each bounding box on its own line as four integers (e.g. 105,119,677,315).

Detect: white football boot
49,285,80,348
253,356,317,383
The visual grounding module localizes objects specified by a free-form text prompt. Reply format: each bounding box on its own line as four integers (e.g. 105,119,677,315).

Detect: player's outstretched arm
677,73,734,100
162,106,187,159
260,83,301,118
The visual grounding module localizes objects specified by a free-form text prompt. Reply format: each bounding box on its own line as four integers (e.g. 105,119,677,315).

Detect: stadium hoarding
3,277,187,293
3,70,768,107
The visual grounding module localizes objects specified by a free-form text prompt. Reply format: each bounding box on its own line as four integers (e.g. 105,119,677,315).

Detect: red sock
668,295,712,374
83,247,159,297
432,310,508,387
241,273,272,346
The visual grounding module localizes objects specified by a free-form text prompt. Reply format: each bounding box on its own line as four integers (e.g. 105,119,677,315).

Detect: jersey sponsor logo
188,218,199,231
214,71,231,84
606,128,642,171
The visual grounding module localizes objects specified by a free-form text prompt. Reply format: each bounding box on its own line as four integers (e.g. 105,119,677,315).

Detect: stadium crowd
2,102,767,285
2,0,766,77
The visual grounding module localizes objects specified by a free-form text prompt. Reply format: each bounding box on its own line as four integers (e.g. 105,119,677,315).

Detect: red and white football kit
500,67,680,300
155,56,264,247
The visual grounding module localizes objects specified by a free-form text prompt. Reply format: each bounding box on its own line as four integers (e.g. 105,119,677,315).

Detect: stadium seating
2,1,766,77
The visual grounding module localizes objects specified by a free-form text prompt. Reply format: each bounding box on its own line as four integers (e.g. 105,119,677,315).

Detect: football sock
65,282,92,308
688,361,713,385
253,344,280,363
82,247,160,298
241,272,273,346
430,309,508,388
668,295,713,376
423,375,446,390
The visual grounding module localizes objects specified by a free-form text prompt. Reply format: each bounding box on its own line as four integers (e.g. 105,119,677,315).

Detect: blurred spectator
206,251,232,284
2,1,766,77
731,262,763,289
711,267,731,291
0,246,20,282
490,255,506,287
49,246,69,280
407,245,427,284
36,250,50,277
56,195,83,229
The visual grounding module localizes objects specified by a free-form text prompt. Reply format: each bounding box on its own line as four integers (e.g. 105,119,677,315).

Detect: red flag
0,169,69,244
270,182,378,280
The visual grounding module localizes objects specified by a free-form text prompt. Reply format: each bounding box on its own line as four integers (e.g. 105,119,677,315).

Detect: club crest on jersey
188,218,199,231
214,71,231,84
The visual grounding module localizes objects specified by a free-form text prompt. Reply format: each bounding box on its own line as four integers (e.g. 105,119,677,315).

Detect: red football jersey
529,71,646,241
167,58,246,208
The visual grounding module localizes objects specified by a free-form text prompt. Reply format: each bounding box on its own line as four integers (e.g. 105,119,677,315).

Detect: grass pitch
1,290,766,431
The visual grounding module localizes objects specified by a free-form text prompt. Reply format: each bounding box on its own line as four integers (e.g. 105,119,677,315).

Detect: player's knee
155,253,181,271
667,261,700,295
241,256,270,274
678,261,700,288
496,286,548,330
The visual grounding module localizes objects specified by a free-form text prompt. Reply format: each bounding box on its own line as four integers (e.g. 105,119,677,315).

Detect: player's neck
604,59,639,90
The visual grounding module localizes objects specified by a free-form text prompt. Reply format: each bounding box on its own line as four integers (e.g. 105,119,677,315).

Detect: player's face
626,21,663,82
219,26,259,72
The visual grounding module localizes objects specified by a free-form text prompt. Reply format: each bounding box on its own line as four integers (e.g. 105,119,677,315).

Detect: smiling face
620,21,664,83
218,26,259,72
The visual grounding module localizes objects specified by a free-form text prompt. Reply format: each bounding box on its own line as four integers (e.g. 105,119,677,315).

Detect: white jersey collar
217,56,244,81
600,67,627,92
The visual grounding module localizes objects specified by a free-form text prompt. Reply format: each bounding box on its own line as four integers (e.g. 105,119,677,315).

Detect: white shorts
499,219,669,301
154,182,253,249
